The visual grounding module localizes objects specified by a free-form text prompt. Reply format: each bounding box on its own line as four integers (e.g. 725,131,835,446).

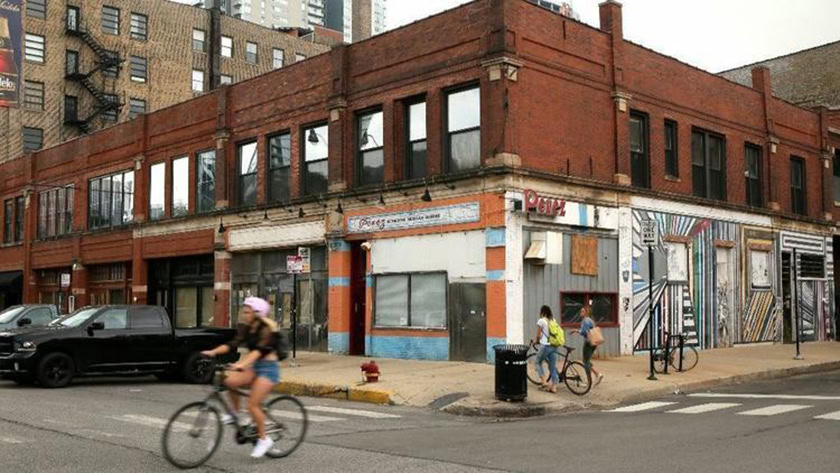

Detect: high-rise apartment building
325,0,386,43
227,0,326,29
0,0,330,163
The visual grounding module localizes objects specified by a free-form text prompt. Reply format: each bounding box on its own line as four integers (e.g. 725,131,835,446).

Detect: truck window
97,309,128,330
130,307,165,329
27,308,54,326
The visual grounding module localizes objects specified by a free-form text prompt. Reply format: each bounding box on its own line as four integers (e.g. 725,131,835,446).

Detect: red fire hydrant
360,360,380,383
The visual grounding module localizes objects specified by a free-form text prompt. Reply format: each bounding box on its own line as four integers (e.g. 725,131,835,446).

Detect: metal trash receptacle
493,344,529,402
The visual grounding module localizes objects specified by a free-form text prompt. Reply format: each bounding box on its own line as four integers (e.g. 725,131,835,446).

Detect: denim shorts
253,360,280,384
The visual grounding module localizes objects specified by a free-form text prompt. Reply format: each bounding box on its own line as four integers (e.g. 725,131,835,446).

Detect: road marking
689,393,840,401
814,410,840,421
738,404,812,416
110,415,192,432
667,403,741,414
0,437,23,444
270,409,343,423
609,401,677,413
308,406,402,419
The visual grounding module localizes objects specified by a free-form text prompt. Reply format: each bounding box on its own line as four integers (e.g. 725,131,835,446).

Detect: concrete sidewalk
274,341,840,417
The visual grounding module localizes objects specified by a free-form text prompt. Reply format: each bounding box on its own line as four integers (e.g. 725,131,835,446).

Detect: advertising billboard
0,0,22,109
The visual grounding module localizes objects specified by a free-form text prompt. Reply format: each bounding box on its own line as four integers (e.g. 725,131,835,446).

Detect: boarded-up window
750,250,771,288
667,242,688,283
571,235,598,276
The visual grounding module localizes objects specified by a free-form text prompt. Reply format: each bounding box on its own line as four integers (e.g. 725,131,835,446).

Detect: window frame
272,48,284,69
101,93,119,122
221,36,233,58
66,6,80,32
22,127,43,152
192,29,206,52
267,132,291,204
3,200,12,244
128,97,146,119
664,119,678,178
444,83,481,173
405,98,427,180
745,143,763,208
833,149,840,204
88,170,134,230
373,272,448,329
219,74,232,86
559,291,619,328
356,108,385,187
629,111,650,188
245,41,258,64
129,55,147,83
26,0,46,19
64,95,79,122
102,50,119,78
295,53,306,62
237,140,259,207
149,161,165,221
196,149,216,214
65,49,79,76
129,12,147,41
171,156,189,217
23,80,44,111
37,186,74,239
790,156,807,216
691,128,727,201
301,123,329,196
101,5,120,36
24,33,45,63
14,197,23,242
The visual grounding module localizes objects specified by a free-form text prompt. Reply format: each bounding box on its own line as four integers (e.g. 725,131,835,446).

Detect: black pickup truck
0,305,237,388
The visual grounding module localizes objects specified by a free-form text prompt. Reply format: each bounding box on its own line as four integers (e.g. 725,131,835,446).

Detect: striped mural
632,210,745,351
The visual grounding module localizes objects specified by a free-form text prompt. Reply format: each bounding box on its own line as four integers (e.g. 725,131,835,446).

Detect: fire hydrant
360,360,380,383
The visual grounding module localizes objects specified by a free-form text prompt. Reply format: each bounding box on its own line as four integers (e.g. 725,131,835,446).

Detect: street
2,370,839,472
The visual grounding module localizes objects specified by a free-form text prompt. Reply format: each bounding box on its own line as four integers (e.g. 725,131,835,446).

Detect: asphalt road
2,370,839,473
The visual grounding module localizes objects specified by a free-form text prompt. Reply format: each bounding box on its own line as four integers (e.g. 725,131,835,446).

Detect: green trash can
493,344,529,402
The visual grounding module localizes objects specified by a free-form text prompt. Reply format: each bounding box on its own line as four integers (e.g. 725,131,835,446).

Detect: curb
441,360,840,418
273,381,394,405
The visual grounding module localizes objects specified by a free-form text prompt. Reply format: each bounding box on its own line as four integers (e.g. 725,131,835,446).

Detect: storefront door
449,283,486,362
350,245,366,355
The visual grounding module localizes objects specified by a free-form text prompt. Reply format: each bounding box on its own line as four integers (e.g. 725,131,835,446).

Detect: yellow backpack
548,319,565,347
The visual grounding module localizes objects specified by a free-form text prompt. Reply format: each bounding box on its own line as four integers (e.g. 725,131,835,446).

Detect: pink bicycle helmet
243,296,270,317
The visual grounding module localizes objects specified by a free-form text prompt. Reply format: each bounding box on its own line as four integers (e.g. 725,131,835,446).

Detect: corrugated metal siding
522,231,620,357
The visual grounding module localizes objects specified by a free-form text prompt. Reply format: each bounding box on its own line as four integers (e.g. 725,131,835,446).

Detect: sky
386,0,840,72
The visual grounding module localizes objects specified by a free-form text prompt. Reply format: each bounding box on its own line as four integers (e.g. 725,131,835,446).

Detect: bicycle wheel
525,352,548,385
563,361,591,396
652,348,670,374
673,345,699,371
264,395,309,458
161,401,223,469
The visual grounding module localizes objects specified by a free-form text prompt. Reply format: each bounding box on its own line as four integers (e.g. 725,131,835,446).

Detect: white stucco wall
370,231,486,280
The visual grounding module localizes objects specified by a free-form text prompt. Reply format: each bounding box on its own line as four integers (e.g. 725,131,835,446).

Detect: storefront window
374,273,447,328
560,292,616,326
176,287,198,328
172,156,189,217
148,255,215,328
197,150,216,213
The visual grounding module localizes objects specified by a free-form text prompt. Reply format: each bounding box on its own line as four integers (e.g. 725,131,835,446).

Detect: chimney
751,66,772,96
599,1,623,40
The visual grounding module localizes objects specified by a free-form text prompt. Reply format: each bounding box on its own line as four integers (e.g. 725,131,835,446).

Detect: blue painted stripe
367,335,449,361
328,240,352,252
485,228,506,247
486,337,507,364
328,332,350,354
579,204,589,226
329,277,351,287
487,270,505,281
366,274,373,288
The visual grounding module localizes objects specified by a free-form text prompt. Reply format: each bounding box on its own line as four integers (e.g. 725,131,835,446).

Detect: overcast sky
386,0,840,72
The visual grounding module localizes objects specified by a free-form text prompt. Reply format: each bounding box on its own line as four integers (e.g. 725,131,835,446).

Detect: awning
524,240,546,261
0,271,22,288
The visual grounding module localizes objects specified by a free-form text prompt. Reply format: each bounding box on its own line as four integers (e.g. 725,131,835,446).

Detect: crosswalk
608,398,840,421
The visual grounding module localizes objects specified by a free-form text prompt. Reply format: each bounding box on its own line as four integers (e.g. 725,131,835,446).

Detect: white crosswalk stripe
0,437,24,444
689,393,840,401
738,404,812,416
814,410,840,421
270,409,343,423
609,401,677,413
667,403,741,414
110,415,192,432
308,405,401,419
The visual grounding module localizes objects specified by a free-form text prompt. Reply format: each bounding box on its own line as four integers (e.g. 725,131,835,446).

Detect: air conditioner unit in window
525,231,563,265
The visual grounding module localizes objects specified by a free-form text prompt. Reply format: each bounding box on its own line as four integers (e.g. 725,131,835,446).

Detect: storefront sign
60,273,71,288
298,247,310,273
286,256,303,274
0,0,22,109
347,202,480,234
524,189,566,217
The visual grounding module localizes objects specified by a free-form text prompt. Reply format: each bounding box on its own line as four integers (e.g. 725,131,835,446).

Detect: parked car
0,305,237,388
0,305,60,330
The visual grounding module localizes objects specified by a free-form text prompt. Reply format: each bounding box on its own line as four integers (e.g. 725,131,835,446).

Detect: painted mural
631,209,764,350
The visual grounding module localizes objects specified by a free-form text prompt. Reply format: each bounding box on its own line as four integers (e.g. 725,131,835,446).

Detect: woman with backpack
532,305,563,393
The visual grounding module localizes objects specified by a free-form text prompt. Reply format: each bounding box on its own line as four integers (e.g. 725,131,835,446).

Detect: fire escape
63,16,124,134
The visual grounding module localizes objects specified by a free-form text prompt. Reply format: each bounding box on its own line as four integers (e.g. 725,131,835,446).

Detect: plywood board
571,235,598,276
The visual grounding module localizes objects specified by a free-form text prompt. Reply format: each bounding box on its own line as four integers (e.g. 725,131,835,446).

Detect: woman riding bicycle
201,296,280,458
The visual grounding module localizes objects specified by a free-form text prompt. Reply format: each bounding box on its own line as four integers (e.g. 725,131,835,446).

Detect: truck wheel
37,353,75,388
183,352,214,384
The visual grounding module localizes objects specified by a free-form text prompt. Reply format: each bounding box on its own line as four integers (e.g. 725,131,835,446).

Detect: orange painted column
327,239,352,353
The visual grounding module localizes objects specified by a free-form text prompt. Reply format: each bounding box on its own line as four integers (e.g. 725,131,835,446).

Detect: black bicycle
526,341,592,396
652,331,699,374
161,360,308,469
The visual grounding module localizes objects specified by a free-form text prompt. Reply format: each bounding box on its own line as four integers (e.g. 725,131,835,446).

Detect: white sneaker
250,437,274,458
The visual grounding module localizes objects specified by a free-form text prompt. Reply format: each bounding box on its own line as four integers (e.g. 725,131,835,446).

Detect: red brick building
1,0,837,360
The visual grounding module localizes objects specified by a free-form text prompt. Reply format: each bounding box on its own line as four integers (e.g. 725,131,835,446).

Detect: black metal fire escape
64,20,124,134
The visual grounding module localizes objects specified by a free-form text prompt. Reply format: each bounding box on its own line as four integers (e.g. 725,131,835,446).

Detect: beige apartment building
0,0,330,163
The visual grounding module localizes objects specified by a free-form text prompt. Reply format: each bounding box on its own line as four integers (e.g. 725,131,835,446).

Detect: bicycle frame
200,363,276,442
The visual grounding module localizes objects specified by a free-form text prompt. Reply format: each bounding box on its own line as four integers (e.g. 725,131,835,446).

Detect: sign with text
347,202,480,234
523,189,618,230
0,0,22,109
641,219,659,246
60,273,71,288
286,255,303,274
298,247,310,273
524,189,566,217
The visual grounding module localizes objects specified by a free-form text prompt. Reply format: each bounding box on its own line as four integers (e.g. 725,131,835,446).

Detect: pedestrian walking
571,305,604,386
532,305,563,393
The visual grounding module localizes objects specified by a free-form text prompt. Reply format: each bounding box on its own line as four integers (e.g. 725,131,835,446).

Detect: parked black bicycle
525,341,592,395
161,360,308,469
652,331,699,374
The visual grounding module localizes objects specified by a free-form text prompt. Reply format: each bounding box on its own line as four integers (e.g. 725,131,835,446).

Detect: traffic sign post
641,220,659,381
